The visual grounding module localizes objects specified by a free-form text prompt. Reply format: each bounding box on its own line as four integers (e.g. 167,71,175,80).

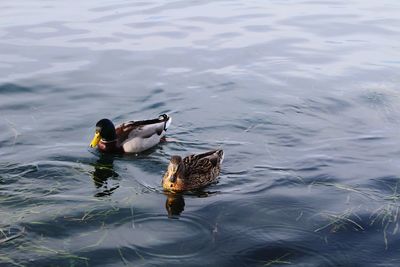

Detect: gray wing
126,122,165,139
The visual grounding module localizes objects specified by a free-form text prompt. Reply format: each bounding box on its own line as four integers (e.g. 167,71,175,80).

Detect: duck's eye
170,184,173,187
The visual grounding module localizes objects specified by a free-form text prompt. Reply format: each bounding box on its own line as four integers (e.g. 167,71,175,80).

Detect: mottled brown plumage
162,149,224,191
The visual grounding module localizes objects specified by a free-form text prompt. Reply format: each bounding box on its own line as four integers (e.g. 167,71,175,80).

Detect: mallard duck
89,114,171,153
162,149,224,191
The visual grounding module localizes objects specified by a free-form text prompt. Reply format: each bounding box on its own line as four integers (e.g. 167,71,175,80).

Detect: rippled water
1,0,400,266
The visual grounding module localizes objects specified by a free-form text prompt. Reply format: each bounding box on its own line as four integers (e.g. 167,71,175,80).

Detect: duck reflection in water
164,191,217,217
165,192,185,217
91,154,120,197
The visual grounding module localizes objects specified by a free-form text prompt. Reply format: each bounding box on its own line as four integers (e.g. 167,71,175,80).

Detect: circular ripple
120,212,214,259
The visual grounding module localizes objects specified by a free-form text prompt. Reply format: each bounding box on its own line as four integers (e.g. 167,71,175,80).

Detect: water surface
1,0,400,266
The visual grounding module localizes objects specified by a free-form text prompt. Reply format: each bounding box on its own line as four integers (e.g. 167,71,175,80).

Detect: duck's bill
89,132,101,148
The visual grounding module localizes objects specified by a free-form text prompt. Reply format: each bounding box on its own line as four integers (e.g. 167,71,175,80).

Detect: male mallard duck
162,149,224,191
89,114,171,153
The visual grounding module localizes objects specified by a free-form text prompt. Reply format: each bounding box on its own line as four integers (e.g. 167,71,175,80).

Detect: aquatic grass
82,231,109,250
262,253,291,266
78,205,120,222
312,178,400,249
0,254,25,267
369,179,400,249
310,181,378,200
133,248,146,261
117,247,129,266
15,240,90,266
315,208,364,233
2,191,120,226
0,201,129,266
0,226,25,245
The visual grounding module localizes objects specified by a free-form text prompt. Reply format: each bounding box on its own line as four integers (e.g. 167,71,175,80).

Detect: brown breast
98,140,124,153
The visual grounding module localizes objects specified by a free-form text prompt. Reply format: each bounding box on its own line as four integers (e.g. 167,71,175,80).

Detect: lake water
1,0,400,266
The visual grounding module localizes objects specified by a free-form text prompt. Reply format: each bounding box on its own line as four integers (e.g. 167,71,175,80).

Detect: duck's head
166,156,182,182
89,119,117,148
163,155,185,190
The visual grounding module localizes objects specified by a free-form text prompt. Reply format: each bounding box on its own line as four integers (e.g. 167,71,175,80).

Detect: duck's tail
216,149,224,164
159,114,172,131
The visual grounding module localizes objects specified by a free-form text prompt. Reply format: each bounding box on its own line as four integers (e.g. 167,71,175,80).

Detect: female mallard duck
162,149,224,191
89,114,171,153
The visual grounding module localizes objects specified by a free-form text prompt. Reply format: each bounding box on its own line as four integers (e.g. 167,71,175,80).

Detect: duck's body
90,114,171,154
162,149,224,191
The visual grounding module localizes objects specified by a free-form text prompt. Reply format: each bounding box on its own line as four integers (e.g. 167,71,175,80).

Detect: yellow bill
90,132,101,148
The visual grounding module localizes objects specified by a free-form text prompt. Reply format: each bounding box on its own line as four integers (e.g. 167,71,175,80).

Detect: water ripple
2,0,400,266
121,212,214,259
